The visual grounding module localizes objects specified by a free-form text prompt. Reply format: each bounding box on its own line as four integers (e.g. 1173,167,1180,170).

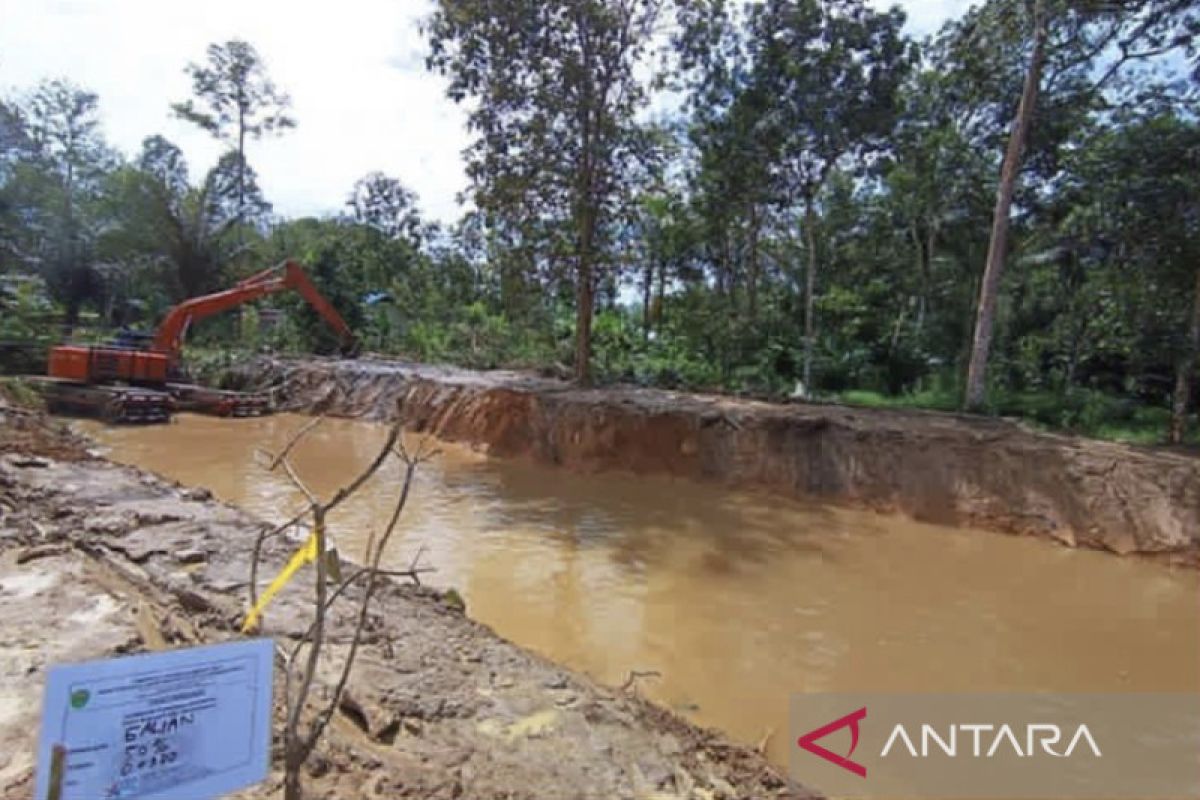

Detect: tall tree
883,68,995,363
102,136,258,301
205,150,272,232
347,172,423,243
747,0,912,394
962,0,1200,410
0,100,31,171
963,0,1049,410
1065,115,1200,441
23,80,106,205
17,79,114,322
427,0,661,384
138,133,190,199
0,99,34,265
172,40,294,228
675,0,767,321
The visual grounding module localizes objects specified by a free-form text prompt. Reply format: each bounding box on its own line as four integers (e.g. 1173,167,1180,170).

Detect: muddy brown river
80,413,1200,766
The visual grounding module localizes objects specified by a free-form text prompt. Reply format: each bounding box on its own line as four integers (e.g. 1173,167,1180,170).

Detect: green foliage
0,376,43,409
833,386,1197,446
172,40,295,143
240,305,261,351
427,0,662,382
4,79,115,323
0,276,52,338
0,276,56,374
0,18,1197,446
172,40,293,227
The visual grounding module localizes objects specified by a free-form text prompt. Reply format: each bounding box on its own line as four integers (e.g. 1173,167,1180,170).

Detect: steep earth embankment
0,408,811,799
245,357,1200,563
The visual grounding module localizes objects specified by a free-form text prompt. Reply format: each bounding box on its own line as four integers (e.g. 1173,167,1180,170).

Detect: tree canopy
2,8,1199,443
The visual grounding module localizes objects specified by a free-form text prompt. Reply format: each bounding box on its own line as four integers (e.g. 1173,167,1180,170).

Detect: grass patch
0,376,45,410
830,386,1196,446
835,388,960,413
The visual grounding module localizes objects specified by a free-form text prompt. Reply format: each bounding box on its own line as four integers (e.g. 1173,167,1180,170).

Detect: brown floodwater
79,413,1200,765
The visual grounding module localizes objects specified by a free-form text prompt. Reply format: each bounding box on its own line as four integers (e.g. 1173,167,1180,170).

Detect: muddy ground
239,357,1200,565
0,384,90,462
0,399,811,799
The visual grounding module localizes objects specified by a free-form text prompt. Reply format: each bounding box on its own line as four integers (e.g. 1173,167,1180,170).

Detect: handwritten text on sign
36,639,274,800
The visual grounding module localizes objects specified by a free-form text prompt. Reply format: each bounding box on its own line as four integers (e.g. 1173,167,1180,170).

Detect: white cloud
0,0,469,223
872,0,971,34
0,0,963,225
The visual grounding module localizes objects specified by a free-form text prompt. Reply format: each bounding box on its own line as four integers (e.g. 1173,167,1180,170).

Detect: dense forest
1,0,1198,444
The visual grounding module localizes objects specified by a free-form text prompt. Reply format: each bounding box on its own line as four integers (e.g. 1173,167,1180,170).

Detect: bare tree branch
620,669,661,693
248,508,308,615
269,414,325,469
280,455,318,505
250,412,422,800
324,424,403,515
303,455,419,753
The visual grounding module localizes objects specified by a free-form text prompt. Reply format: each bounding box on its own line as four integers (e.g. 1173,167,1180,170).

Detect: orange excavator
41,260,355,423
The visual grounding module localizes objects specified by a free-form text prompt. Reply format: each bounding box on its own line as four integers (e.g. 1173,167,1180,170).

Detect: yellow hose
241,529,318,633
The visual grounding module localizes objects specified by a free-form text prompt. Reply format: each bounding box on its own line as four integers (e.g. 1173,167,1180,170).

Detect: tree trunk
641,258,653,342
910,223,934,339
748,203,760,322
572,8,599,387
1170,264,1200,444
282,509,327,800
1063,318,1085,392
283,756,303,800
655,257,666,328
1063,289,1090,394
802,197,818,397
575,214,595,386
237,104,247,227
963,0,1047,411
718,233,731,299
959,267,982,384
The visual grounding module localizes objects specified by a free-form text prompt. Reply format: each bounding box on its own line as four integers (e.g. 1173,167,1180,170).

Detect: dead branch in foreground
252,412,436,800
621,669,662,694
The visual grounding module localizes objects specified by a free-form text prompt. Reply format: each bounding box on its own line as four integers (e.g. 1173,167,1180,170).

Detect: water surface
80,413,1200,765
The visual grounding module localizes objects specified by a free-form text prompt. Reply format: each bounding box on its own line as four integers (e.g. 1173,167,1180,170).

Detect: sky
0,0,967,225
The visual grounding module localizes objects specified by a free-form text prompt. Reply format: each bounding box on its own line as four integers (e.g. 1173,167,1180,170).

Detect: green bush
0,278,56,375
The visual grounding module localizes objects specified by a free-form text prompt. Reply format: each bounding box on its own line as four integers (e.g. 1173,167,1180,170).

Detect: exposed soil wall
0,428,810,798
248,356,1200,563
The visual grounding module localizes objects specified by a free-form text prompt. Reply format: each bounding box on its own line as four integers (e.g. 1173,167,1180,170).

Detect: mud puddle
80,414,1200,766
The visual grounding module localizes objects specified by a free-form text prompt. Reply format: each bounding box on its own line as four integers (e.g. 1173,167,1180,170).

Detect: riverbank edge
0,403,813,798
241,356,1200,565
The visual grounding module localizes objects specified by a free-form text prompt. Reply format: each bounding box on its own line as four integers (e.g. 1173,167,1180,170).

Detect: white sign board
36,639,274,800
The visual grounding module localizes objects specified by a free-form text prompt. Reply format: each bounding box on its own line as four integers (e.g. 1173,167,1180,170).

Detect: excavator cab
109,328,155,351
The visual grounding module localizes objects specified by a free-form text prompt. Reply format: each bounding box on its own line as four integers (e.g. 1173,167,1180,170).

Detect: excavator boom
152,260,355,361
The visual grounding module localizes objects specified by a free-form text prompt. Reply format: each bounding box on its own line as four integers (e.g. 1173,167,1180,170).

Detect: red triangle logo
797,706,867,777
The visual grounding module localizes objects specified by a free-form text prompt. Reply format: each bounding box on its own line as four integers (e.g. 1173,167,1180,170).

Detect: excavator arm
152,260,356,361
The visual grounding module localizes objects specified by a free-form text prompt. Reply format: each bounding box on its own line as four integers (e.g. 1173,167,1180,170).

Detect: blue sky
0,0,967,224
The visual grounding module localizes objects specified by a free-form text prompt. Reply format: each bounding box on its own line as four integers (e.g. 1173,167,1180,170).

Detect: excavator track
31,378,172,424
166,383,271,417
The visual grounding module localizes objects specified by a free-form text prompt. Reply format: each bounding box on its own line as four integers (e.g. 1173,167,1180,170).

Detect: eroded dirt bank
245,357,1200,562
0,408,810,799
